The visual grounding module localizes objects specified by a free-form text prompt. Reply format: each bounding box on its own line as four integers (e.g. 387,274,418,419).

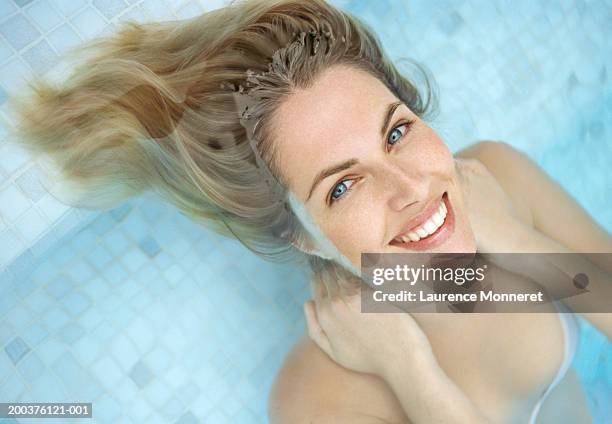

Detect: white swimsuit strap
528,301,580,424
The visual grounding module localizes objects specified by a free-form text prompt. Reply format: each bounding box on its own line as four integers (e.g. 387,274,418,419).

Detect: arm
303,297,493,424
463,141,612,338
380,352,492,424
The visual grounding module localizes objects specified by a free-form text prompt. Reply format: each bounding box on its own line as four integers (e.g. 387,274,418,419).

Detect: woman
10,0,610,422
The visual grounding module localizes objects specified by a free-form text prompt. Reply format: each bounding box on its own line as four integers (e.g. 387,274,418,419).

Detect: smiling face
271,64,476,269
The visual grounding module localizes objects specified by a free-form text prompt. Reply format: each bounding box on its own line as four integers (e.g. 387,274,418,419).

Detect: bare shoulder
455,140,535,186
455,140,535,225
267,334,408,424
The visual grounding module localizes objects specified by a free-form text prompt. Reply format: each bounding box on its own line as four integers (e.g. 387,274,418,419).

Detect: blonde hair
10,0,437,297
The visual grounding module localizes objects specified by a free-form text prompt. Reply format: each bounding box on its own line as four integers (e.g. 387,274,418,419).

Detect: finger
303,301,332,355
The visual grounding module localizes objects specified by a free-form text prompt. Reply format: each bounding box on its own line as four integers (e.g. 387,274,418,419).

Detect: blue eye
330,179,355,202
328,120,415,205
389,127,404,144
386,120,414,149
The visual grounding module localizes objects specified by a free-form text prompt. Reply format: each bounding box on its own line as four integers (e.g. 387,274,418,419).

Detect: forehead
272,64,399,199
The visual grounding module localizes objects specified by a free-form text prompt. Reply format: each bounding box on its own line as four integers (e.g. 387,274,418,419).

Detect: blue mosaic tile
143,379,171,407
52,350,103,399
190,392,215,418
4,336,30,364
128,396,152,422
140,199,165,222
87,244,113,270
93,393,122,422
0,2,17,20
202,410,229,424
25,0,63,32
92,0,128,20
104,230,131,255
92,356,123,388
58,322,85,344
0,37,11,63
0,351,13,382
103,261,129,285
129,359,153,388
13,0,35,7
163,264,185,286
66,260,94,284
24,290,53,315
6,249,36,279
0,86,7,105
16,351,44,382
0,13,40,51
122,247,148,272
176,411,199,424
89,213,116,236
110,333,139,371
125,317,155,353
21,322,49,348
110,384,137,413
5,303,33,333
70,335,100,366
46,23,81,55
122,212,149,240
138,235,161,257
70,229,98,255
42,306,70,333
177,381,200,408
437,10,465,36
160,396,184,422
27,370,67,402
110,203,132,222
49,0,87,17
140,0,170,21
45,275,74,299
50,244,75,268
15,166,46,202
5,278,36,304
221,394,243,417
60,291,92,317
232,408,258,424
22,38,60,73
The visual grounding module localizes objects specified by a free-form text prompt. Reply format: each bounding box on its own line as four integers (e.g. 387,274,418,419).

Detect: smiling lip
388,192,455,251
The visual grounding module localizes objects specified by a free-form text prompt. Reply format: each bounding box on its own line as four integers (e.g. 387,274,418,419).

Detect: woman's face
272,64,476,268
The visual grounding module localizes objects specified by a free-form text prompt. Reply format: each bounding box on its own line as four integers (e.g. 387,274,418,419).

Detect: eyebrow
305,100,404,202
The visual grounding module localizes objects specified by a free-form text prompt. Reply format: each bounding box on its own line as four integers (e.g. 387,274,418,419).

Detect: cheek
319,202,384,261
421,133,455,173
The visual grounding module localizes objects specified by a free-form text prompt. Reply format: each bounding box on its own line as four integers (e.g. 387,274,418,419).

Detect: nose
381,162,429,212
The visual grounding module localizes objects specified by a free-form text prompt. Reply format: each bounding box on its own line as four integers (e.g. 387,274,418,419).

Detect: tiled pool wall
1,194,312,423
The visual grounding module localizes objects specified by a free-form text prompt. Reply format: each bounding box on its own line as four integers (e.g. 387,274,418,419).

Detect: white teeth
423,220,437,234
432,211,444,227
408,232,420,242
393,200,448,244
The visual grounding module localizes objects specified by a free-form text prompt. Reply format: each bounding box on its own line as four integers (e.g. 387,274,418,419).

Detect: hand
303,289,435,380
455,158,529,253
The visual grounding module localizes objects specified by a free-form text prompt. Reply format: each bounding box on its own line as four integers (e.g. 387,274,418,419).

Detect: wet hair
10,0,437,297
